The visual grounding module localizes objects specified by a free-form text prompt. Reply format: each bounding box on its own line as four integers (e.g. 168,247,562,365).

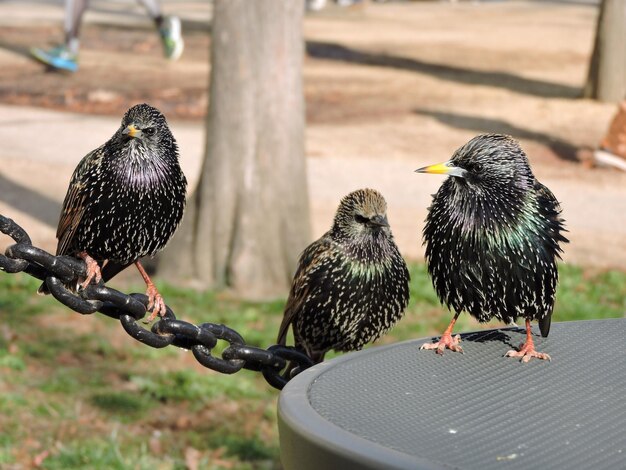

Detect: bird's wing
534,180,560,211
277,237,332,346
533,179,568,337
533,179,569,247
56,147,104,256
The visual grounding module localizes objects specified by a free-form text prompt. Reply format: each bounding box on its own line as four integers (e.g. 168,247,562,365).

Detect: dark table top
278,319,626,470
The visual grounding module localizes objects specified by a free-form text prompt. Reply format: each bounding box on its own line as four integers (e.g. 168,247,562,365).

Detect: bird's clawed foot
505,342,551,363
420,333,463,355
134,260,167,323
144,284,167,323
78,252,102,290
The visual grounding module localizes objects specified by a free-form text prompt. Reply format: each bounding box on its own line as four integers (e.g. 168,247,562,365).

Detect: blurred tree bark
160,0,310,298
583,0,626,102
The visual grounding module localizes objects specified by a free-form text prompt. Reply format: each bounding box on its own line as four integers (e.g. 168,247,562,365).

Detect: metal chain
0,214,312,390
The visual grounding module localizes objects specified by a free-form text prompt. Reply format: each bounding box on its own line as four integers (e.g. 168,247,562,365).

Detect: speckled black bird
39,103,187,321
416,134,567,362
277,188,410,364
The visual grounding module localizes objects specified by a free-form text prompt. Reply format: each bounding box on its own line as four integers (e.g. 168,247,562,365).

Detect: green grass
0,263,624,469
553,264,626,321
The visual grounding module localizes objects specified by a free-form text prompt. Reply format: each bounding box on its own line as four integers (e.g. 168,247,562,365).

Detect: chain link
0,214,312,390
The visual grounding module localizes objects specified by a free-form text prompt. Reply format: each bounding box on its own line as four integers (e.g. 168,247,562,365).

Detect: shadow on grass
413,108,581,162
0,172,60,228
0,40,33,61
306,40,581,99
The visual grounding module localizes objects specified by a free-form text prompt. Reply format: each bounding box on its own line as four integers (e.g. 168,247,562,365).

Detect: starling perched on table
277,188,410,364
416,134,568,362
39,103,187,321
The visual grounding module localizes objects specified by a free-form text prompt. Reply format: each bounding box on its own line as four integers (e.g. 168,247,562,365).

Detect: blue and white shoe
30,45,78,72
159,16,184,61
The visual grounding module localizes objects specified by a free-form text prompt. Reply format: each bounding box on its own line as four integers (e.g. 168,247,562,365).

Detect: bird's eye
473,162,483,173
354,214,369,224
143,127,155,136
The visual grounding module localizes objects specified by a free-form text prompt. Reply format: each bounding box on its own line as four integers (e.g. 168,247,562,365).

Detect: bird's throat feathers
344,255,392,281
339,230,398,265
107,139,180,189
439,177,539,243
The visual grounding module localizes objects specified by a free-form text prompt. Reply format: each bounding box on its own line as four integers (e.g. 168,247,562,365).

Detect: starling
277,188,410,364
416,134,568,362
39,103,187,321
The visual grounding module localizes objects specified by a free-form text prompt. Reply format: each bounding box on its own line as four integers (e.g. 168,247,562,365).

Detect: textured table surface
278,319,626,470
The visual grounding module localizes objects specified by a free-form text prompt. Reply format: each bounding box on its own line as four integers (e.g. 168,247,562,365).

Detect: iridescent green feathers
423,134,568,336
278,188,410,362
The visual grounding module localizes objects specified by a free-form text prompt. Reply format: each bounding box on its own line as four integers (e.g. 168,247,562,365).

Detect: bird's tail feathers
101,261,133,283
538,315,551,337
276,313,293,346
37,282,49,295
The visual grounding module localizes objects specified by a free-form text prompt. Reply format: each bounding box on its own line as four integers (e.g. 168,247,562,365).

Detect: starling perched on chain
416,134,568,362
39,103,187,321
277,188,410,365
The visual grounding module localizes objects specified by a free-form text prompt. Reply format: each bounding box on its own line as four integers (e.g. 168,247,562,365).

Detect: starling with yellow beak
39,104,187,322
416,134,567,362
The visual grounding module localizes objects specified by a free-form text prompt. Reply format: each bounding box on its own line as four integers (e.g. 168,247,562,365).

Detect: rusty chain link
0,214,312,390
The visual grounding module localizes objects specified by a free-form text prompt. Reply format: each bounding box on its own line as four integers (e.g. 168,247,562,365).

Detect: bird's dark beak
369,214,389,228
415,160,467,178
122,124,141,139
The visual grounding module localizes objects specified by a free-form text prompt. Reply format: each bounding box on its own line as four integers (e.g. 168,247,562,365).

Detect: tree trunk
160,0,310,298
583,0,626,102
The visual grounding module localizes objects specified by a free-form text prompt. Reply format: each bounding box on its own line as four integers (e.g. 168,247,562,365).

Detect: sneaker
159,16,184,61
30,45,78,72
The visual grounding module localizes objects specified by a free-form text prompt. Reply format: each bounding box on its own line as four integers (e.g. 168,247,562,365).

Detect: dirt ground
0,0,625,270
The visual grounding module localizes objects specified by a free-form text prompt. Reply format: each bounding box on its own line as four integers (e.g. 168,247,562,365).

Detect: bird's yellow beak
415,161,453,175
122,124,141,138
415,160,467,178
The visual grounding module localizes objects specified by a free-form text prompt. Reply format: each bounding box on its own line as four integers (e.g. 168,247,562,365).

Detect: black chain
0,214,312,390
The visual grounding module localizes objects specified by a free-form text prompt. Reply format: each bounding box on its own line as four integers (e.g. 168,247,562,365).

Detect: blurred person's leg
31,0,183,71
139,0,161,21
30,0,86,72
138,0,184,60
64,0,89,56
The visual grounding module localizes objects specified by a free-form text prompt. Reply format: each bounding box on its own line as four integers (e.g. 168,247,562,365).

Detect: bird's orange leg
135,261,166,322
505,319,551,363
420,312,463,355
78,252,102,290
